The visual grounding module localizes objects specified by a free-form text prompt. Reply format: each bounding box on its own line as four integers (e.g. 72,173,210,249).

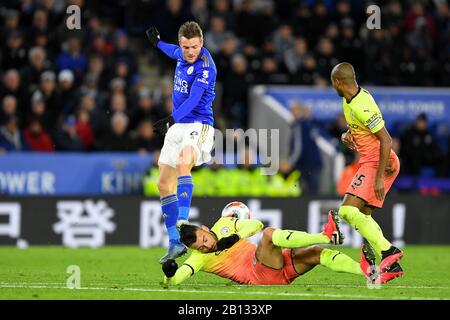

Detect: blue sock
161,194,179,244
177,175,193,221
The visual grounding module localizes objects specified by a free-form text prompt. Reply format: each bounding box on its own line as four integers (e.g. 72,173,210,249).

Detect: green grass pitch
0,246,449,300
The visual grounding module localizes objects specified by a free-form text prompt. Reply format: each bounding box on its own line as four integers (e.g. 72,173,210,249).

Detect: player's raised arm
146,26,182,60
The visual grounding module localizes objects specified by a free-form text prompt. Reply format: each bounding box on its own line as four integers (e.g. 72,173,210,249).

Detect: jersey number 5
352,174,366,189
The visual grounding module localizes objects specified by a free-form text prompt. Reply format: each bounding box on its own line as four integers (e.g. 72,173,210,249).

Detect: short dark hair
178,21,203,40
179,224,200,247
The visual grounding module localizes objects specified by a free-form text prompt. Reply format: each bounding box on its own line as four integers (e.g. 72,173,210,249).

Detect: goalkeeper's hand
153,115,175,136
216,234,240,251
146,26,160,47
162,259,178,278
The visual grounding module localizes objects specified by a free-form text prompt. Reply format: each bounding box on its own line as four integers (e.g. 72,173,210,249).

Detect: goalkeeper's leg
272,210,344,248
292,246,363,276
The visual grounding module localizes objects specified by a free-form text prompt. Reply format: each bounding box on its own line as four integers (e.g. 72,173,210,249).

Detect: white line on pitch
0,284,446,300
1,281,449,290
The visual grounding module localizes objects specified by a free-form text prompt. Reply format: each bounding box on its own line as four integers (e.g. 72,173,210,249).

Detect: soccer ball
221,202,251,219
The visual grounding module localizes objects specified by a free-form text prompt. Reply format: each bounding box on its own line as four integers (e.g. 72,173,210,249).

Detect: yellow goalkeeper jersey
166,217,264,285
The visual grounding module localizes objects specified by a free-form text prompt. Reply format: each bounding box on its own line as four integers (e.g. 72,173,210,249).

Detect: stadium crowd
0,0,449,194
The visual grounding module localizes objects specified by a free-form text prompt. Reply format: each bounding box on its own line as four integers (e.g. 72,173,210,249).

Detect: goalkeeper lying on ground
162,211,384,285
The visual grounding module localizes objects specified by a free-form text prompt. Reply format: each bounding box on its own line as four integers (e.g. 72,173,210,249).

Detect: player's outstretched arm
235,219,264,239
162,253,204,286
163,262,194,285
146,26,181,60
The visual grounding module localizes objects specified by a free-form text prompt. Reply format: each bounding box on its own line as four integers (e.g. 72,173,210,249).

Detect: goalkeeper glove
162,259,178,278
153,115,175,136
146,26,160,47
216,234,240,251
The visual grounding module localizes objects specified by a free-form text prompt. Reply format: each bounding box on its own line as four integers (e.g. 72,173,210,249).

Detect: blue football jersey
158,41,216,126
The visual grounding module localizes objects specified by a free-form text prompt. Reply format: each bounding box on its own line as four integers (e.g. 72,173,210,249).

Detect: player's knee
157,176,174,194
176,149,196,175
176,161,192,176
305,246,323,265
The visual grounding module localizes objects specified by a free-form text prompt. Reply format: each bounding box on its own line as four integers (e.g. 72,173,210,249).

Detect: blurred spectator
284,36,309,76
53,115,85,151
235,0,259,46
315,37,338,80
33,30,54,60
129,89,162,131
0,95,18,125
333,0,353,26
0,115,30,152
98,111,133,151
130,119,163,154
113,29,138,76
214,34,238,78
222,54,252,128
78,93,108,140
399,113,443,176
80,72,105,107
0,69,28,121
88,31,113,61
0,9,20,44
108,92,128,115
155,0,194,44
20,46,52,94
75,109,94,150
338,18,364,73
190,0,209,29
29,9,49,43
272,24,295,62
57,69,78,115
39,71,62,130
255,56,289,84
57,36,87,82
298,54,320,85
113,59,132,87
23,117,54,152
288,102,323,194
87,54,108,92
204,16,230,55
212,0,235,30
308,1,330,44
404,1,436,39
2,30,28,70
29,91,46,127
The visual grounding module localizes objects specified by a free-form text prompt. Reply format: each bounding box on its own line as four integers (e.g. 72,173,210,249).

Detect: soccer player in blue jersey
146,22,216,263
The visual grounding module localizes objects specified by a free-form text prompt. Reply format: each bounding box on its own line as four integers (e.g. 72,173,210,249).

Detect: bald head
330,62,358,99
331,62,355,84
